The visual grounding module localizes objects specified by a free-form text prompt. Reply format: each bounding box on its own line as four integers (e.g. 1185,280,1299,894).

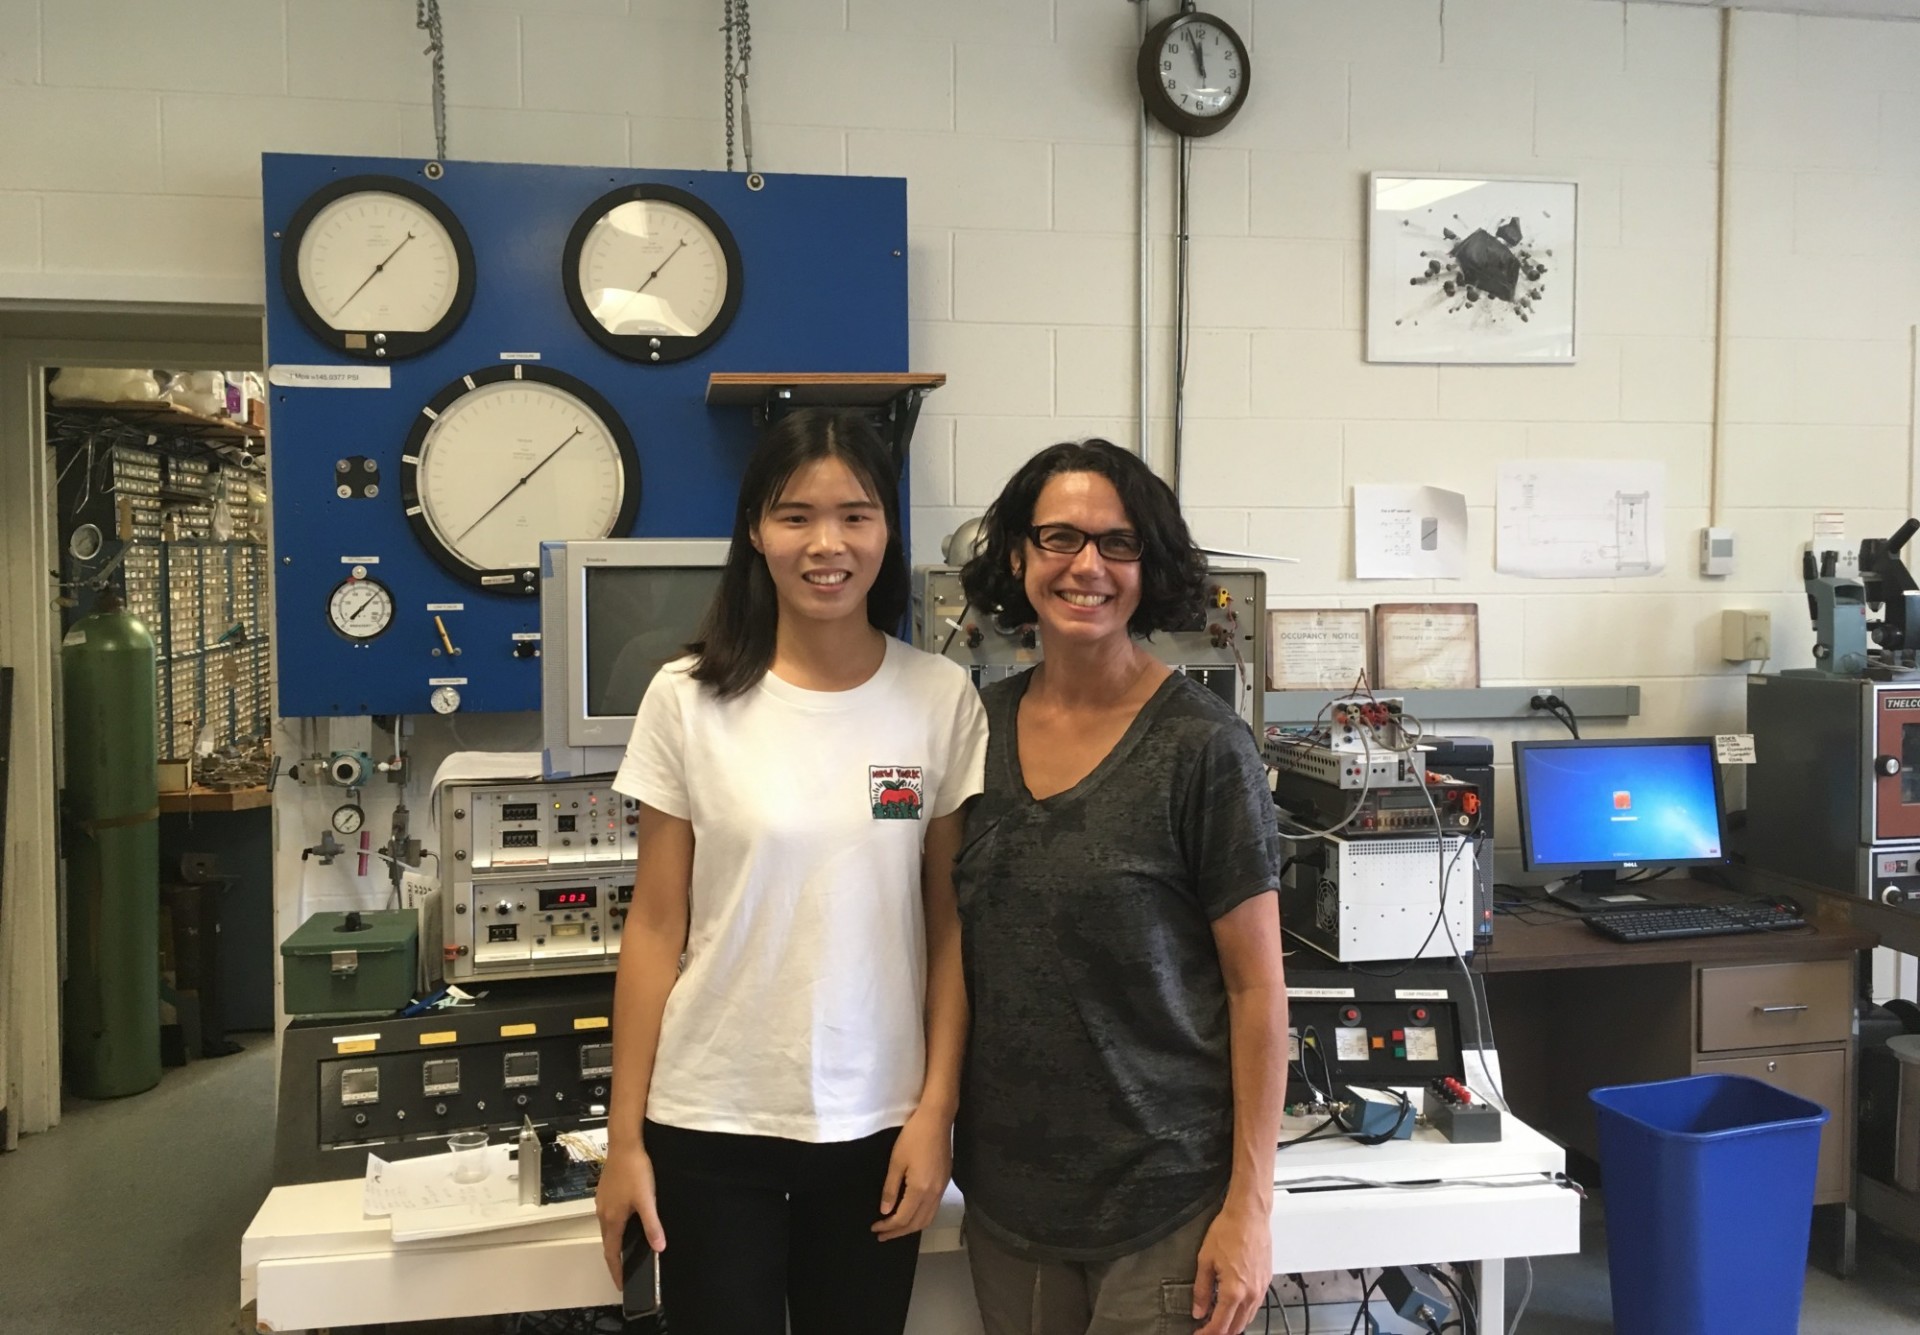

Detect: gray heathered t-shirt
952,668,1282,1262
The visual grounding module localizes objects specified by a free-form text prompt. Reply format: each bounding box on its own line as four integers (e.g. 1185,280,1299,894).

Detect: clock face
399,366,642,592
281,175,474,358
1156,20,1245,119
563,184,743,363
1138,13,1251,138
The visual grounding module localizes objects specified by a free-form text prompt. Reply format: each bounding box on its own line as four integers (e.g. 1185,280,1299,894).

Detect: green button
1393,1047,1405,1058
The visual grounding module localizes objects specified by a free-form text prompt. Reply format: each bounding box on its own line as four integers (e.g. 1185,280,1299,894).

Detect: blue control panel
263,154,907,717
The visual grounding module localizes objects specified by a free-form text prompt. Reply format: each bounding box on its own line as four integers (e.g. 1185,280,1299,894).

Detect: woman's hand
871,1105,952,1242
594,1140,665,1288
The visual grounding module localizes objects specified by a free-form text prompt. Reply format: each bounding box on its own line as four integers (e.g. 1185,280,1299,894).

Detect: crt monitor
1511,737,1727,904
540,538,729,778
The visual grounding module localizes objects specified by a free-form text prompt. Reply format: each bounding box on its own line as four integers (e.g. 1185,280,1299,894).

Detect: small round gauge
328,576,395,640
430,684,462,715
331,803,366,835
280,173,475,359
398,364,641,592
563,184,743,363
69,523,105,561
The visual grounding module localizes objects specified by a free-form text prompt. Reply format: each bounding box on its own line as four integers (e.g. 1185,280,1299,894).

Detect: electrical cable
1507,1257,1533,1334
1345,1273,1380,1335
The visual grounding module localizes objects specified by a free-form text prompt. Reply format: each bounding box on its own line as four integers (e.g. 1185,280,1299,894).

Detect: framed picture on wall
1365,173,1577,365
1266,609,1371,691
1373,602,1481,690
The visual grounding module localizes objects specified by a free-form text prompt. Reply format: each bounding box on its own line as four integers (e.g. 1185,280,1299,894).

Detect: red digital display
538,887,598,910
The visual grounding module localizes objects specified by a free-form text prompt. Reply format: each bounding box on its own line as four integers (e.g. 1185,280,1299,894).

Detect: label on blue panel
341,555,379,564
511,633,541,641
428,677,468,686
426,603,464,611
268,365,392,389
499,352,542,361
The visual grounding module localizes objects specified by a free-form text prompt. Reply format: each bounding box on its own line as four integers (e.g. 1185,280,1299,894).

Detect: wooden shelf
704,372,945,407
52,398,265,448
159,785,272,814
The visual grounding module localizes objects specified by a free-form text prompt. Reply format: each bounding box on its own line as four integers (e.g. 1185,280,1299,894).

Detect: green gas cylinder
60,590,161,1098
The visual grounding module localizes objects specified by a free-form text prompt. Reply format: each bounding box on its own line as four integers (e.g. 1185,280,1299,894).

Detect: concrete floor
4,1038,1920,1333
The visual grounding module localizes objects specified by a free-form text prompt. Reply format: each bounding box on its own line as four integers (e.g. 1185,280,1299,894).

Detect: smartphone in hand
621,1215,661,1320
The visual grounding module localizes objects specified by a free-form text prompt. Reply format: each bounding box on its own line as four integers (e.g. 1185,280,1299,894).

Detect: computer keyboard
1584,902,1807,943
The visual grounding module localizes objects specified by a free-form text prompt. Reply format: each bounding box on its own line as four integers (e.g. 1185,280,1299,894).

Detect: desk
242,1118,1578,1333
1476,879,1876,1271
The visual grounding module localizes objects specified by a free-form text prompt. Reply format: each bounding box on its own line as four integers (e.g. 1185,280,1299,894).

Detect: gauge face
328,577,394,640
563,184,743,363
280,174,474,359
332,803,365,835
399,365,642,592
430,684,462,715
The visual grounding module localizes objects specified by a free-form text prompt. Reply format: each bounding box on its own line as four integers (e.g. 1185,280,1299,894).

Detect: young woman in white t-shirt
593,408,988,1335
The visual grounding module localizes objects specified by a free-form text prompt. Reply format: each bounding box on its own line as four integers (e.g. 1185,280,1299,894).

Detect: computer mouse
1767,894,1804,916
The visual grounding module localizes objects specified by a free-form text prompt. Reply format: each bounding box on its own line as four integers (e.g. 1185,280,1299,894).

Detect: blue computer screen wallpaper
1520,744,1723,866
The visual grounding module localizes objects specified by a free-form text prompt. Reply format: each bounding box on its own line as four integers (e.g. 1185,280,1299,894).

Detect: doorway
0,299,262,1148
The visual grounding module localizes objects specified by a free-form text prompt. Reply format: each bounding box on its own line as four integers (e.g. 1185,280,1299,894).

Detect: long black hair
689,408,910,698
959,439,1208,636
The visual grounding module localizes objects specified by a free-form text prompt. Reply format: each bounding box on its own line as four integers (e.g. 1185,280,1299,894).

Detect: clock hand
331,231,417,318
1189,28,1207,80
453,428,584,545
632,239,689,295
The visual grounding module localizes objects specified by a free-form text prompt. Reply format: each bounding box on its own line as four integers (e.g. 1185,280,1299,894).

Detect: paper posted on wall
1353,485,1468,579
1495,459,1666,578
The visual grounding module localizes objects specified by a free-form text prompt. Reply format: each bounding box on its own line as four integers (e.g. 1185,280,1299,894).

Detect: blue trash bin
1590,1073,1828,1335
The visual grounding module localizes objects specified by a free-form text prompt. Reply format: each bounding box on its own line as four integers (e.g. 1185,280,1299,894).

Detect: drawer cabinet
1696,1047,1848,1202
1698,959,1850,1052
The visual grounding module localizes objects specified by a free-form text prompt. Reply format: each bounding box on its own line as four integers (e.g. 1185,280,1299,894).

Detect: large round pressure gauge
398,365,641,592
328,576,394,640
563,184,743,363
280,174,475,359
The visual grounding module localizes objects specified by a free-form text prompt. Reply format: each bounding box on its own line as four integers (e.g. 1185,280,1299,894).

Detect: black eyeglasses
1027,524,1145,562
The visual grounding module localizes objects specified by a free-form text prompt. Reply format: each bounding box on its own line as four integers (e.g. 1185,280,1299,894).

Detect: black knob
516,1094,529,1107
354,1112,368,1125
1877,754,1902,777
513,641,538,659
435,1102,447,1115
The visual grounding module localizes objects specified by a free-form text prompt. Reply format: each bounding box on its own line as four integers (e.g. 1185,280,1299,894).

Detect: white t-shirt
612,635,988,1143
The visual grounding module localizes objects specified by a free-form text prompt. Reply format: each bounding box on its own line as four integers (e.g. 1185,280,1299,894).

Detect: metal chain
722,0,753,172
416,0,448,160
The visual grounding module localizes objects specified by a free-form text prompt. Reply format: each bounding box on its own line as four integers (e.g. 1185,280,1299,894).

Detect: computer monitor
1511,737,1727,908
540,538,729,778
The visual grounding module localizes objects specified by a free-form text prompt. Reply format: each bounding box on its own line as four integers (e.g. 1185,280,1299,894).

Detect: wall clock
1137,9,1251,138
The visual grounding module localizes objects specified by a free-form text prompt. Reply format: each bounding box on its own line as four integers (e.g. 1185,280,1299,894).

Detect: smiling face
1019,470,1143,649
750,454,889,629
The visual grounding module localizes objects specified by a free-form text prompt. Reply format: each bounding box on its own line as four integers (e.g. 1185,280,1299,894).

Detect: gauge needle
332,231,417,318
454,428,584,544
347,591,377,620
1189,29,1207,80
632,239,688,295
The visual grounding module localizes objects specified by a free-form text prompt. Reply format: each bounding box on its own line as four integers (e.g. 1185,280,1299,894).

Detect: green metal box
280,910,418,1018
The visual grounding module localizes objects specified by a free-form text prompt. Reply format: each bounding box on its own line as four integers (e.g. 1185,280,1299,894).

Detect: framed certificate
1266,609,1371,691
1374,603,1480,690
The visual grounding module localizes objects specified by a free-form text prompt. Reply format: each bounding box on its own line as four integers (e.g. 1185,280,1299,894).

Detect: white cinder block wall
3,0,1918,859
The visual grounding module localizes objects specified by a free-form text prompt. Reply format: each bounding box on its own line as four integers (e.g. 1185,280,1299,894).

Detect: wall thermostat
1700,527,1735,577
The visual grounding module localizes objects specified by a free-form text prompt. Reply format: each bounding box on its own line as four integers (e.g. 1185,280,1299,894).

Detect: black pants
644,1118,921,1335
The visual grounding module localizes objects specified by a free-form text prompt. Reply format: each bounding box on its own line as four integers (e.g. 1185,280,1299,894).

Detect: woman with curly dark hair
952,439,1287,1335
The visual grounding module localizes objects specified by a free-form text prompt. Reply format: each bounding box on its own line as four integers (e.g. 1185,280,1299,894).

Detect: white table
242,1116,1578,1333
